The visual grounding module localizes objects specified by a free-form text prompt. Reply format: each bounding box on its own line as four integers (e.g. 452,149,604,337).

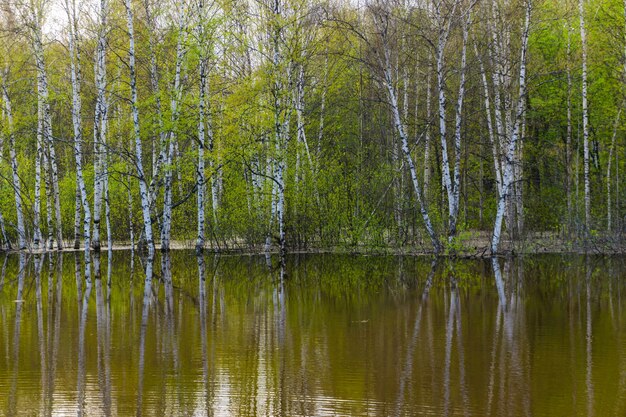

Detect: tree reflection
0,252,624,415
7,253,26,416
136,254,154,416
394,258,437,417
77,252,94,416
585,255,594,417
488,256,531,416
96,252,112,416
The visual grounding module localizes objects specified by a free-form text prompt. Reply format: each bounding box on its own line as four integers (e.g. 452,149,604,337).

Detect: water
0,251,624,416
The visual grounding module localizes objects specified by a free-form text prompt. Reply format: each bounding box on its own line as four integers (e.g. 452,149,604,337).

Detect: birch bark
491,0,531,253
373,8,441,252
196,37,207,252
65,0,92,253
30,11,63,249
1,82,26,249
161,3,187,251
92,0,108,252
124,0,155,257
607,109,622,231
579,0,591,234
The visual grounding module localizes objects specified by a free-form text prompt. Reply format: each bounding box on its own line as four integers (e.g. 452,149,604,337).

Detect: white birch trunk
104,171,112,251
161,3,187,251
424,68,432,197
474,42,503,197
73,182,81,249
65,0,92,253
43,150,54,249
265,0,290,257
92,0,108,252
0,212,7,250
449,4,473,239
196,37,208,252
0,133,9,249
124,0,155,258
34,104,43,249
380,49,441,253
579,0,591,234
31,15,63,249
491,0,531,253
1,83,26,249
436,19,454,229
144,0,167,215
515,115,525,236
607,109,622,232
489,0,507,182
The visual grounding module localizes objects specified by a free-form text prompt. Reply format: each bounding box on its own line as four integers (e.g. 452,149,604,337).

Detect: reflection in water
586,255,594,417
489,257,531,417
77,253,94,416
6,253,26,416
393,259,437,417
137,254,154,417
0,253,625,416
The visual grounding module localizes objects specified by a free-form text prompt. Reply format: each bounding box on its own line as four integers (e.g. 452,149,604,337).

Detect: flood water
0,251,624,416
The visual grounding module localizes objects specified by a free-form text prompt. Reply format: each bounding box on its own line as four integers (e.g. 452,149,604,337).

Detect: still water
0,251,624,416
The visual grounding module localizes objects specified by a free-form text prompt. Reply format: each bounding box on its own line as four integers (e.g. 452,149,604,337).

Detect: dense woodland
0,0,624,255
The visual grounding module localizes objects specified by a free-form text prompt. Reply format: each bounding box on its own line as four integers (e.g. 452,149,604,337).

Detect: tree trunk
73,182,81,249
34,98,43,249
143,0,167,222
31,15,63,249
450,4,473,240
377,26,441,253
92,0,108,252
65,0,92,254
579,0,591,235
124,0,155,258
474,43,503,197
197,54,208,253
491,0,530,254
43,148,54,249
1,82,26,249
424,68,432,198
436,7,455,236
161,4,187,251
607,108,622,232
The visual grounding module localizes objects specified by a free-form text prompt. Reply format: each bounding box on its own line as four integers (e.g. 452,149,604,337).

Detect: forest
0,0,623,256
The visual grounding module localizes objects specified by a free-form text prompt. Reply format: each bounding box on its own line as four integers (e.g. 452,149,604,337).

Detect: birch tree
124,0,155,257
92,0,109,251
371,2,443,253
263,0,291,259
1,78,26,249
491,0,531,253
161,1,188,251
64,0,92,253
25,0,63,249
144,0,167,218
0,126,9,250
433,0,475,242
579,0,590,234
195,0,217,252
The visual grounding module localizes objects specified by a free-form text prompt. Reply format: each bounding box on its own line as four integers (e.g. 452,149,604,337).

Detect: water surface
0,251,624,416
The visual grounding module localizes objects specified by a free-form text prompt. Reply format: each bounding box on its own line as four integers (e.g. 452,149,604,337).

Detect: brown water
0,251,624,416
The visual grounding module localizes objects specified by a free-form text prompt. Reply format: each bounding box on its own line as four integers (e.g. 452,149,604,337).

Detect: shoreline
2,233,625,257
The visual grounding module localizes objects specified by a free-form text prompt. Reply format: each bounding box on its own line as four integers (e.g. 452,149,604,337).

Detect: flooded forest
0,0,624,254
1,0,626,415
